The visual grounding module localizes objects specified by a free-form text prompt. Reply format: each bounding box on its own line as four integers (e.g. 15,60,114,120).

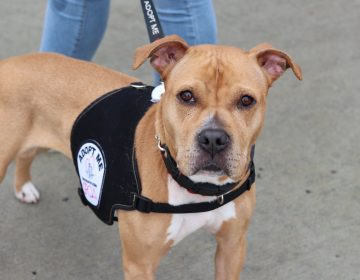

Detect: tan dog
0,35,301,279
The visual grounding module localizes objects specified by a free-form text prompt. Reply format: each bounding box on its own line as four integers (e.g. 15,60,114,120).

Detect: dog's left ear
249,43,302,85
133,34,189,79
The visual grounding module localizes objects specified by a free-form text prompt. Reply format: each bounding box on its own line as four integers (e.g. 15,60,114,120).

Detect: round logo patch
77,141,106,207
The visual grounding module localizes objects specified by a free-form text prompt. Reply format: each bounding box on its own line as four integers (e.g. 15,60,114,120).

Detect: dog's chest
166,176,236,246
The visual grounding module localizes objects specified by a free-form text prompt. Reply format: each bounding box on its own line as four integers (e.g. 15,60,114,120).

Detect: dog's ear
133,35,189,78
249,43,302,85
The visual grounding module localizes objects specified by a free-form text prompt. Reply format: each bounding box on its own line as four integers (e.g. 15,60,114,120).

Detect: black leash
140,0,164,42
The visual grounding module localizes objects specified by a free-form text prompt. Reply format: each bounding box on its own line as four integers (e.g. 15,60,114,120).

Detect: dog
0,35,301,279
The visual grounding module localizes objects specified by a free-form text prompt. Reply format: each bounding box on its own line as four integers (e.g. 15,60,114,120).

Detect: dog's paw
15,182,40,204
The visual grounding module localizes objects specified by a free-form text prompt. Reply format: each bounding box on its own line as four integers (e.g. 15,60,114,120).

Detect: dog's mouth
193,161,227,176
200,162,223,173
189,161,235,186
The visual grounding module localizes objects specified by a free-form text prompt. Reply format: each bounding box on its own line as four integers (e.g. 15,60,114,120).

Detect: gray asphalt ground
0,1,359,279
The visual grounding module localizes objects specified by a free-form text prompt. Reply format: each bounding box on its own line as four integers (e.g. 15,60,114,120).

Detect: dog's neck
134,105,170,201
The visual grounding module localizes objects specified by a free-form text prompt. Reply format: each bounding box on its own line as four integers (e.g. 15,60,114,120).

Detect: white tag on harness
77,142,106,207
151,82,165,102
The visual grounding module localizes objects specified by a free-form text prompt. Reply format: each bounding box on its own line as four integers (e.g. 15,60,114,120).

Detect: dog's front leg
117,210,172,280
215,226,247,280
214,190,256,280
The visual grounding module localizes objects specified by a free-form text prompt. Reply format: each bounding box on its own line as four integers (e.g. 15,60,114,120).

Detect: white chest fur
166,175,236,246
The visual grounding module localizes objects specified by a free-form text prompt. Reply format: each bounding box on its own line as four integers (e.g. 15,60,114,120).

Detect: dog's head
134,35,302,185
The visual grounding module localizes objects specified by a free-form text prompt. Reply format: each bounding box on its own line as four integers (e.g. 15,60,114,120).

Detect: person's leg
154,0,217,45
153,0,217,84
39,0,110,60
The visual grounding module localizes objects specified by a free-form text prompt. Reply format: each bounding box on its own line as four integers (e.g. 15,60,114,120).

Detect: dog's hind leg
0,108,40,202
14,148,41,203
0,156,12,184
0,125,21,184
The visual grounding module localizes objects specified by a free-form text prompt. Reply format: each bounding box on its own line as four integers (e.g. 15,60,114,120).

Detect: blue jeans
40,0,217,61
40,0,110,60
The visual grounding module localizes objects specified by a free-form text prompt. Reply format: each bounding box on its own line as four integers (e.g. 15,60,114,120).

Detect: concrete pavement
0,1,359,279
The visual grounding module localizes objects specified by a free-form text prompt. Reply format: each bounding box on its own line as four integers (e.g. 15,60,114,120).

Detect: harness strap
131,161,255,214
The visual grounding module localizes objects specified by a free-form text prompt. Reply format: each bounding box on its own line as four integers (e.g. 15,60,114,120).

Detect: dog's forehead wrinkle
186,48,264,103
186,46,223,75
173,47,259,101
214,47,224,88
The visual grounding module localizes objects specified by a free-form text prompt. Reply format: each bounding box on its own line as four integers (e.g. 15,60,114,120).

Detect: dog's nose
198,129,230,156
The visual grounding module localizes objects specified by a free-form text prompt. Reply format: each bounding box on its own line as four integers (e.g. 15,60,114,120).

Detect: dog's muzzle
159,141,245,196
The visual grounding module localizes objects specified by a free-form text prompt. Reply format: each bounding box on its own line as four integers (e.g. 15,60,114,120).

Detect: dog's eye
178,91,196,104
238,95,255,109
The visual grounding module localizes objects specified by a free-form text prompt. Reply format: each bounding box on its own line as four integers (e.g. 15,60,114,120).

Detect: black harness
71,84,256,225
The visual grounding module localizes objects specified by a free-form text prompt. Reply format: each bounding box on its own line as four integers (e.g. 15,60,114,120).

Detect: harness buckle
132,193,152,213
155,135,166,153
217,195,224,205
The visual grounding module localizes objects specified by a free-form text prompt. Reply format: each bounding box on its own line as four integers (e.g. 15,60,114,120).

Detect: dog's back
0,53,136,200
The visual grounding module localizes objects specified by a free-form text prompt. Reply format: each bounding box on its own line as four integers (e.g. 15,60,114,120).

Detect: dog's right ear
133,35,189,79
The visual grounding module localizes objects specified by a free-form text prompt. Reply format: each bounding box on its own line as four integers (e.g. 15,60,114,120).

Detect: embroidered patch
77,141,106,207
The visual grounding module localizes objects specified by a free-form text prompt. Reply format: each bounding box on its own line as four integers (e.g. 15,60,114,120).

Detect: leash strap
131,161,255,214
140,0,164,42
